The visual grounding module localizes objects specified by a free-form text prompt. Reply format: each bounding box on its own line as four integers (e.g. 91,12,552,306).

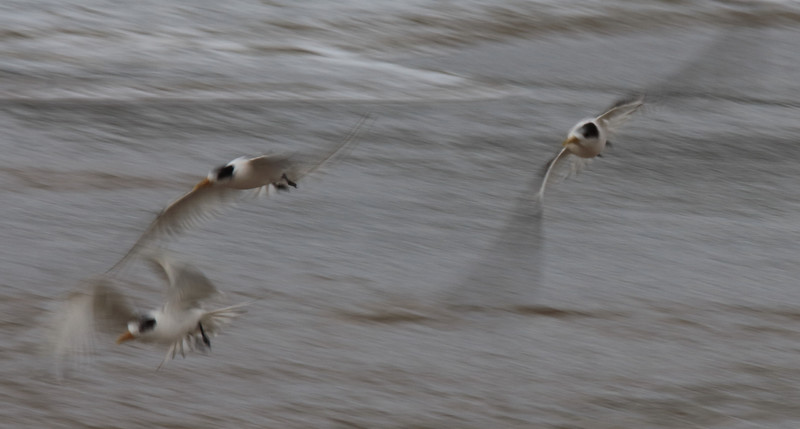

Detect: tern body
196,154,297,192
117,307,205,346
563,119,606,158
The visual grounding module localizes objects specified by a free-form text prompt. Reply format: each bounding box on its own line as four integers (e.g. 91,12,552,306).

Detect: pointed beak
193,177,212,191
116,330,135,344
562,135,579,147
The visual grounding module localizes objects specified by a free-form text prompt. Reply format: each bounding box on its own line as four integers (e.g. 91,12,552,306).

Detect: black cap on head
578,122,600,139
215,164,234,180
139,317,156,333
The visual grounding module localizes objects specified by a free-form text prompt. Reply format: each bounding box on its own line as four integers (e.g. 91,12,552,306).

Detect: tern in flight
108,115,371,272
50,252,248,370
537,96,643,201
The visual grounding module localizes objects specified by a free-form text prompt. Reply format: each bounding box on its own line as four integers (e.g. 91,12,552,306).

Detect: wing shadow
444,174,544,311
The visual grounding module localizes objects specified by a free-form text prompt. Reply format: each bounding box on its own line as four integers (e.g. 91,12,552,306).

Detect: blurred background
3,1,800,427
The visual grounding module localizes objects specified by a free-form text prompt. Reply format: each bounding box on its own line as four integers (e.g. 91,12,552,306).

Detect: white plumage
49,252,247,371
108,115,370,272
537,96,644,201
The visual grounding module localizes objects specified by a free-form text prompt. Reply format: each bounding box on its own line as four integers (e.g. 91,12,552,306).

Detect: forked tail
201,302,249,333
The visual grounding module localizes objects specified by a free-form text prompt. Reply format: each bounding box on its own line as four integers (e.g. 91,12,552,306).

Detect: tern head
194,157,250,190
116,314,157,344
563,120,601,147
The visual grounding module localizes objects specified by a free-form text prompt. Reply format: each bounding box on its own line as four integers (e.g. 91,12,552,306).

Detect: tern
537,96,643,201
49,253,248,370
108,115,371,272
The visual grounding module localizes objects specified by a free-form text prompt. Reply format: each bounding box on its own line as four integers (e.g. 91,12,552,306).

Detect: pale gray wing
276,113,372,184
108,185,242,273
595,95,645,134
537,147,592,201
148,253,218,310
48,275,135,363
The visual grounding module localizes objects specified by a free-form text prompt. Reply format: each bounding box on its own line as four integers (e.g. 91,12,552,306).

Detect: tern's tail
158,303,249,369
201,303,249,334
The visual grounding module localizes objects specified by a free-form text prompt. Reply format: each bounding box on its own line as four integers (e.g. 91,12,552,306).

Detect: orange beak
193,177,212,191
562,135,580,147
116,331,135,344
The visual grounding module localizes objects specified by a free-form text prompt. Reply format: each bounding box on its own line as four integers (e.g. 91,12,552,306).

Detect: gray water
3,1,800,427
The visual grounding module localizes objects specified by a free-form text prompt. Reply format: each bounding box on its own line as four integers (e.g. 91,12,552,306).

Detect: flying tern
537,96,643,201
109,115,371,272
49,252,248,370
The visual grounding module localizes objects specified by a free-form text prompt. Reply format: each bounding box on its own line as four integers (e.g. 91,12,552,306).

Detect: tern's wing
148,253,218,310
246,153,299,188
536,147,592,201
275,113,372,183
48,276,135,364
595,95,645,134
108,185,242,274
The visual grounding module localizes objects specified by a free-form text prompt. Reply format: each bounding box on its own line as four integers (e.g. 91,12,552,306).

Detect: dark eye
578,122,599,139
139,318,156,333
215,165,234,180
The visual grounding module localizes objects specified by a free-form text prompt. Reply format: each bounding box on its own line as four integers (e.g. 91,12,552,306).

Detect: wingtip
294,113,374,181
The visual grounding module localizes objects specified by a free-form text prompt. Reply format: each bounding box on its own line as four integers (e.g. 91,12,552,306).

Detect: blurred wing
48,276,135,363
108,185,242,273
248,153,294,181
595,95,644,134
247,153,301,190
148,253,218,310
278,113,372,183
645,23,769,103
537,148,592,200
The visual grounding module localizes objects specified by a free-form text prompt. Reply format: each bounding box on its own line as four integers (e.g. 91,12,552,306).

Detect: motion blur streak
3,1,800,428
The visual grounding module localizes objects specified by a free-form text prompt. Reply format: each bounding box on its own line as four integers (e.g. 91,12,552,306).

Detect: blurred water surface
3,1,800,427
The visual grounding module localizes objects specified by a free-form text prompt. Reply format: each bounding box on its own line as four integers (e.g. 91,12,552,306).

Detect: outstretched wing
107,185,242,274
273,113,373,184
48,275,136,367
246,154,295,186
147,253,218,311
536,147,593,201
595,95,645,134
